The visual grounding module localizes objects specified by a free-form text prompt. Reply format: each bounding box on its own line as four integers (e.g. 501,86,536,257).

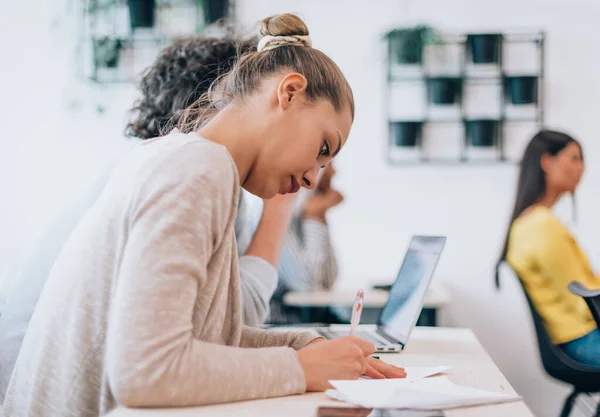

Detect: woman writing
3,13,405,417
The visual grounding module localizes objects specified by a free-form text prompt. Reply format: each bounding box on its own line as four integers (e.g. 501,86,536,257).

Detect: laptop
314,235,446,352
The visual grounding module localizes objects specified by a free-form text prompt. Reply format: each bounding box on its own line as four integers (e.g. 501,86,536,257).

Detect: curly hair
125,36,255,139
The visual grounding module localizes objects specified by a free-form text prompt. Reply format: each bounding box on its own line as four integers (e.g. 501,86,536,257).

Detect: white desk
283,286,452,309
107,327,533,417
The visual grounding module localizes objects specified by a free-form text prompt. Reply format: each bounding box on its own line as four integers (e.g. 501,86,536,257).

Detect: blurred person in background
260,163,342,324
498,129,600,367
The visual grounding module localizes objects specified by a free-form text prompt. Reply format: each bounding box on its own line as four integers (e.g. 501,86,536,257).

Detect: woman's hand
302,189,344,222
296,336,406,391
364,356,407,379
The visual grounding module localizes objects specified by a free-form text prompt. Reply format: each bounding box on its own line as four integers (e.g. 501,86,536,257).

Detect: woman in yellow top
498,129,600,367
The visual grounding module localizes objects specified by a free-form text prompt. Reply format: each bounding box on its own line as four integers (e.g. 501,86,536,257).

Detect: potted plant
506,76,538,104
467,34,502,64
93,37,122,69
465,119,498,147
384,25,442,65
86,0,120,31
428,77,461,105
390,121,423,147
86,0,117,14
201,0,229,25
127,0,155,29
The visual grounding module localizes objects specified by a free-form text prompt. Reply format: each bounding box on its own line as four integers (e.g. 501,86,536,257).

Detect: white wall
0,0,137,296
2,0,600,416
235,1,600,416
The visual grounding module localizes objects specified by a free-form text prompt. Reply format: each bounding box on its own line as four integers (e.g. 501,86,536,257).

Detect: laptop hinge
376,327,404,349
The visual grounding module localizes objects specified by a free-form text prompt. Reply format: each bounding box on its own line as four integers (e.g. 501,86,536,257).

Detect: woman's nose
302,164,320,189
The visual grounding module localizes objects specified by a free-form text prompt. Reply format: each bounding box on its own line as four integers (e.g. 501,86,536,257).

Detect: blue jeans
560,329,600,367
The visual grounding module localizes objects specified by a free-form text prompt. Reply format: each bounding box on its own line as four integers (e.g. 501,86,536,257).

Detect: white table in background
282,285,452,309
283,285,452,326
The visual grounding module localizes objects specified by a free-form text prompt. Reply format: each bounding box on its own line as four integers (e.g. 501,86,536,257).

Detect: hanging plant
384,25,443,65
506,76,538,105
93,37,122,68
465,119,499,147
127,0,156,29
467,34,502,64
86,0,118,14
201,0,229,25
428,77,461,105
390,121,423,147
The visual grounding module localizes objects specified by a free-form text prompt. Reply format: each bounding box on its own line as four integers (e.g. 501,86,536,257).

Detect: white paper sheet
404,366,451,381
327,372,520,410
326,366,450,405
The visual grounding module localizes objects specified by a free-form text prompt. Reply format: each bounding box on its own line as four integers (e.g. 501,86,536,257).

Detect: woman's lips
290,176,300,194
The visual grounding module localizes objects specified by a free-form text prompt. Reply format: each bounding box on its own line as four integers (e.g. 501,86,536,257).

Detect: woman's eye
320,141,331,157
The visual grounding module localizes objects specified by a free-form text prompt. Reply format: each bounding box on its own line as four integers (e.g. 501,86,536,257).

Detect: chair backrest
513,275,600,391
568,281,600,329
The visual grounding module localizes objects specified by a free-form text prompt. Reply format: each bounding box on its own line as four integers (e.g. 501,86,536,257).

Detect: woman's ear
277,73,308,110
540,152,553,175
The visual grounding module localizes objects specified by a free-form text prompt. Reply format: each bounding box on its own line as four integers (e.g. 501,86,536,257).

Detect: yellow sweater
507,206,600,344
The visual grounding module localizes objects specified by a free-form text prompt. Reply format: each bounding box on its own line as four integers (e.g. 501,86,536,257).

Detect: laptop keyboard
319,329,388,345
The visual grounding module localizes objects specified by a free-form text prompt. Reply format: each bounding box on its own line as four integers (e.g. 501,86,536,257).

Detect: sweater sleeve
240,325,322,350
238,255,278,327
278,217,339,293
301,219,339,290
105,143,307,408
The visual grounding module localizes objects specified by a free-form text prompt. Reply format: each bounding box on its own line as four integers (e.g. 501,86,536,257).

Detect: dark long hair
125,36,255,139
495,130,582,288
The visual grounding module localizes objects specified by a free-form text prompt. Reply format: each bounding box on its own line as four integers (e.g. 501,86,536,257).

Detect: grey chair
569,281,600,329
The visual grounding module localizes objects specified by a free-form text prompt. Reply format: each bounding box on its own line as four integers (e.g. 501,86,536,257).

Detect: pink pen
349,289,364,337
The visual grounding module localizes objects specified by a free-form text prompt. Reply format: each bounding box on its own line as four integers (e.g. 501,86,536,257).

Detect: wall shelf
385,30,545,165
77,0,234,84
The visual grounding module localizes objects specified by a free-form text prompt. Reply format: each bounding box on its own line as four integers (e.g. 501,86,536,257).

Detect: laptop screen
378,236,446,345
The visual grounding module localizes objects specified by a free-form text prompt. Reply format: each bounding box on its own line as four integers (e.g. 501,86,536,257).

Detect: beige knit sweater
2,131,317,417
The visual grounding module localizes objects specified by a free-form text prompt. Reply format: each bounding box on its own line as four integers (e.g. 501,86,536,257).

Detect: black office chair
514,277,600,417
569,282,600,329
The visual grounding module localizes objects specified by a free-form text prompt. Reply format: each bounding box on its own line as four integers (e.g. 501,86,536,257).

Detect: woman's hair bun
259,13,309,38
257,14,312,52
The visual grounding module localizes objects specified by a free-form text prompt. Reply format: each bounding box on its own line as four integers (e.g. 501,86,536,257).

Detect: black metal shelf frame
385,30,545,165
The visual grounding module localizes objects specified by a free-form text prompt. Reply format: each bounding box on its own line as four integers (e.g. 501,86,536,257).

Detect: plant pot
391,121,422,147
203,0,229,25
93,38,122,69
127,0,155,28
429,77,461,104
467,34,502,64
466,119,498,147
388,32,423,64
506,76,538,104
385,26,440,65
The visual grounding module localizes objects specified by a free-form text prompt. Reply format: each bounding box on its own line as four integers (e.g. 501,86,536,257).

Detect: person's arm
236,195,297,326
281,189,342,292
244,195,297,267
277,216,339,293
105,145,307,407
